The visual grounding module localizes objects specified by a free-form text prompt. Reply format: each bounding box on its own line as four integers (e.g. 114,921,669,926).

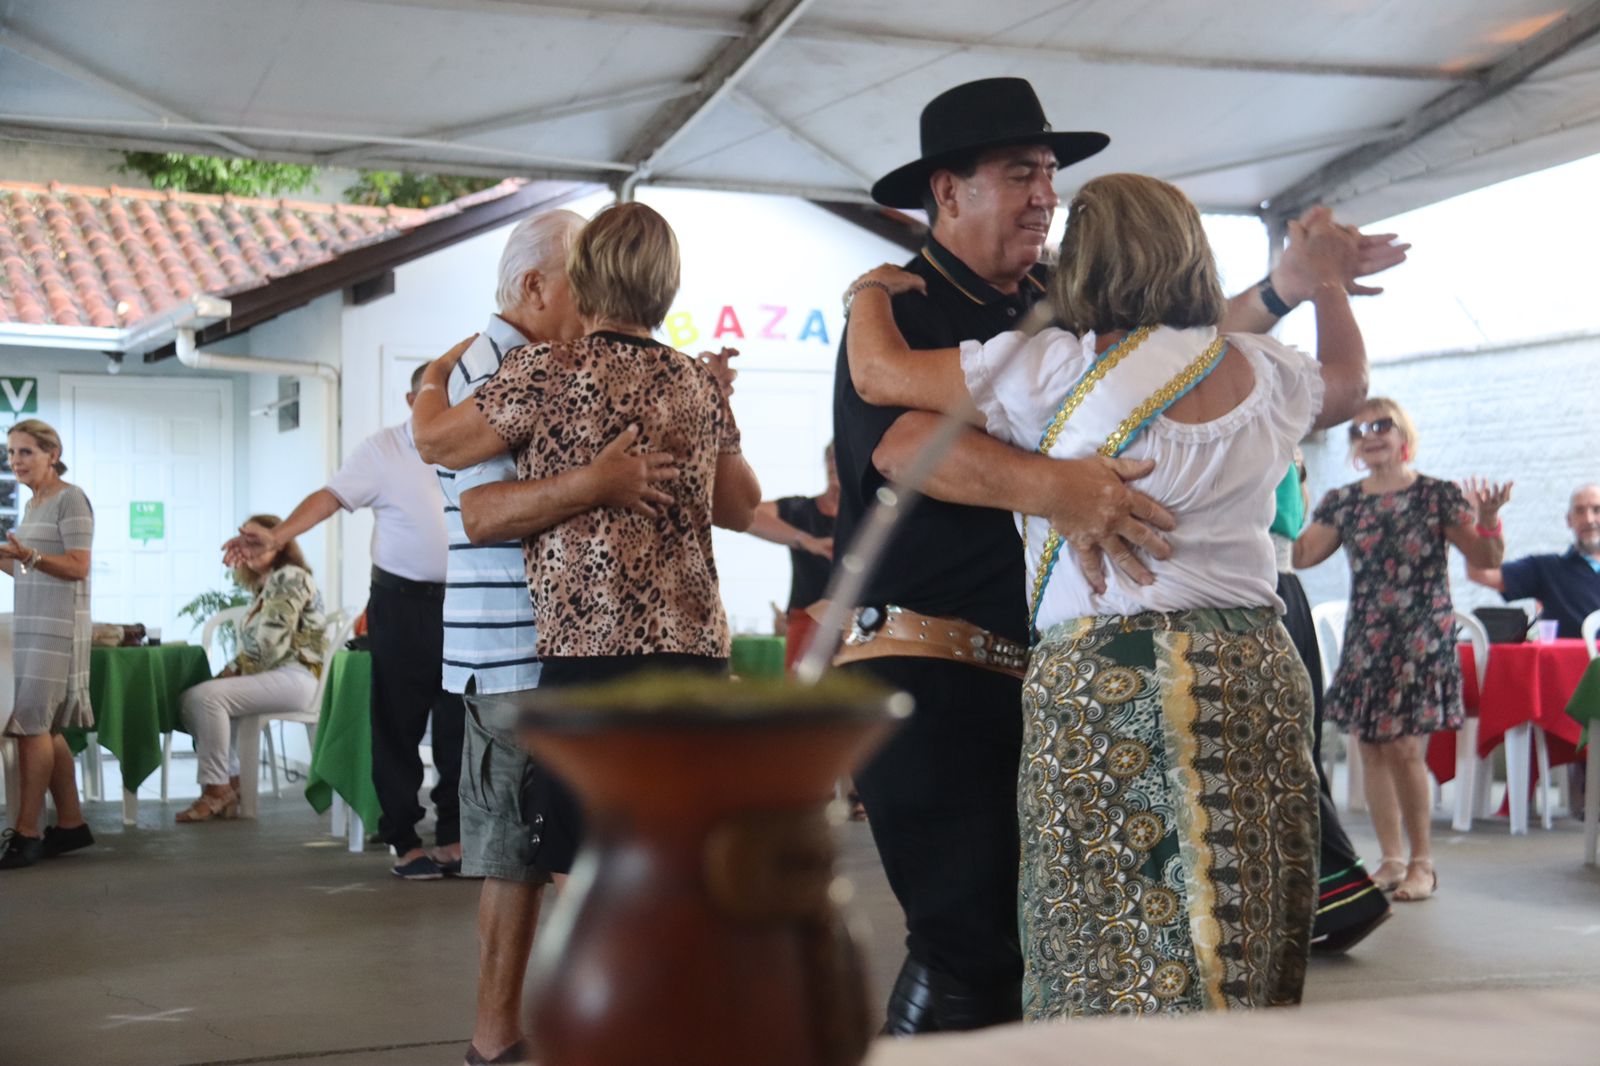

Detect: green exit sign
1,377,38,415
130,501,165,541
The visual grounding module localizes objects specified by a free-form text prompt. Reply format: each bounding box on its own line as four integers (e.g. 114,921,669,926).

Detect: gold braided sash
1025,330,1229,634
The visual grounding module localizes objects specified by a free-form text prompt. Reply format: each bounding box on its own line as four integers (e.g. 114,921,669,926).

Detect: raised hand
590,424,680,519
1459,476,1513,524
1276,205,1410,302
222,522,277,569
698,347,739,399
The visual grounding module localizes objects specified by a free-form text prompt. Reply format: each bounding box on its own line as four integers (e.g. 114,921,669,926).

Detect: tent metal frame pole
0,26,256,157
619,0,819,177
1265,0,1600,224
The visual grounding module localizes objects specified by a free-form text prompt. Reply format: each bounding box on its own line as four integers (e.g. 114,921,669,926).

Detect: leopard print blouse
475,331,742,659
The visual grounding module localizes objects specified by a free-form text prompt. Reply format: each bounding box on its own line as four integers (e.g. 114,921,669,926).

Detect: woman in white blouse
843,174,1369,1019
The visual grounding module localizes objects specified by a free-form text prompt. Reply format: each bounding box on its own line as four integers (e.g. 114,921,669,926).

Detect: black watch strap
1258,277,1293,317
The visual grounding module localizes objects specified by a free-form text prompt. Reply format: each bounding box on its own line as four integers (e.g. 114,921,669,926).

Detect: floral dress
1314,475,1473,741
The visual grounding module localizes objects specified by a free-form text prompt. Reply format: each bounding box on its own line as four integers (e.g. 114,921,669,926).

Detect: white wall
221,292,344,603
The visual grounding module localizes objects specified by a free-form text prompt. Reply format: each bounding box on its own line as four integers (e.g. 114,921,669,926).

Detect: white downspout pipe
175,329,344,612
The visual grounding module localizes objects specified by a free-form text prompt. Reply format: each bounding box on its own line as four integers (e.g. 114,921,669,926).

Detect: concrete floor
3,791,1598,1066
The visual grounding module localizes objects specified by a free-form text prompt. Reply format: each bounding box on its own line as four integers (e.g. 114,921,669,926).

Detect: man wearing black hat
832,76,1407,1033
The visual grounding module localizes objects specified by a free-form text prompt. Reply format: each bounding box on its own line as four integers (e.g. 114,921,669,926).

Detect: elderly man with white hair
417,209,680,1066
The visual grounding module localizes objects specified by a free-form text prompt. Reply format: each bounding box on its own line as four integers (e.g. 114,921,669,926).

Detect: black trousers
1278,572,1390,938
527,653,730,873
844,656,1024,1004
367,568,464,854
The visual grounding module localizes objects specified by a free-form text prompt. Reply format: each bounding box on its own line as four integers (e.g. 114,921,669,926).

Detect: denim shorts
460,691,555,884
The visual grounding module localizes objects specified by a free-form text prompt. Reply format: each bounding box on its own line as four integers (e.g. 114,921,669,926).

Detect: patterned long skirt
1019,607,1320,1019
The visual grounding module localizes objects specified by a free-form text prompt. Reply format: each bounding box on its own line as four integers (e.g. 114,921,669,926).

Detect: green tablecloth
304,649,382,828
730,634,786,680
63,643,212,792
1564,658,1600,749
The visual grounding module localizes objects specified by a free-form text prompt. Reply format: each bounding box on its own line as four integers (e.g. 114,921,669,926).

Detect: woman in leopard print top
414,202,761,690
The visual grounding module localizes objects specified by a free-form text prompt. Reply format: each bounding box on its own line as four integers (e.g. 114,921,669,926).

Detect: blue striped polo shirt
438,315,540,695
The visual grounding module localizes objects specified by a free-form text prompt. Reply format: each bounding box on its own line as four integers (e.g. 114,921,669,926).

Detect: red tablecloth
1425,639,1592,783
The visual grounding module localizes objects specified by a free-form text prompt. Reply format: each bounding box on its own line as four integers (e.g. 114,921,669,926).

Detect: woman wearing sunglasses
1294,398,1510,902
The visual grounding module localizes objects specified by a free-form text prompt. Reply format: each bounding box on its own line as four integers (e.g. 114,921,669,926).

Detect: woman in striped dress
1,419,95,871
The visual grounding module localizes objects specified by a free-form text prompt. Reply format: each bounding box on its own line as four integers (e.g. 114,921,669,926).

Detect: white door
380,345,434,428
61,375,234,643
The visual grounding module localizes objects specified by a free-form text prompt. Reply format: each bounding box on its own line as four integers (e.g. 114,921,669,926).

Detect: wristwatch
1258,276,1293,317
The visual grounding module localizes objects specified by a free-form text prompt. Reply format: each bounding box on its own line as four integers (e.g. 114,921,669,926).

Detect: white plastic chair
236,611,357,819
1310,600,1363,811
1451,610,1494,831
1581,609,1600,865
158,605,251,801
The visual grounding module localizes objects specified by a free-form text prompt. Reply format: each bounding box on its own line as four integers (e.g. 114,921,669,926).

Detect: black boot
881,956,1022,1035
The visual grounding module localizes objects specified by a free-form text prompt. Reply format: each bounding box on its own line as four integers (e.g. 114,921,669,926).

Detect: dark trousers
367,568,464,854
844,656,1024,1006
1278,572,1390,938
528,653,730,873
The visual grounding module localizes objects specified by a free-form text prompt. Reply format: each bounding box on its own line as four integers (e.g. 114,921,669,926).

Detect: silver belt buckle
844,605,894,646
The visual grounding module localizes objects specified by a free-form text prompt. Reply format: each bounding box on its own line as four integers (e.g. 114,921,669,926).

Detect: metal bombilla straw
794,299,1058,686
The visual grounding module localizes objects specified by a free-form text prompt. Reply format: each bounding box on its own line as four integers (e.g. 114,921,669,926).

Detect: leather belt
815,602,1029,680
370,565,446,601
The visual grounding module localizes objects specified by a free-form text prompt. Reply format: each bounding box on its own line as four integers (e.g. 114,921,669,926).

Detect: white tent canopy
3,0,1600,224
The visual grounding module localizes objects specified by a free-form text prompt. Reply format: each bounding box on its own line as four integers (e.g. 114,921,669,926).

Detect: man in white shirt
235,367,462,879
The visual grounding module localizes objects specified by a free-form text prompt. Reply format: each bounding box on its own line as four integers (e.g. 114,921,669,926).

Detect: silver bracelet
842,279,891,316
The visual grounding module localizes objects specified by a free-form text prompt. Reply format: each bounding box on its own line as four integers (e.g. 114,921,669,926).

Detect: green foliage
177,581,252,661
117,152,319,198
344,170,500,209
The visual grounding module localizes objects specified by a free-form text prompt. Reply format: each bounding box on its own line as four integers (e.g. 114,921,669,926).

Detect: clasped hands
0,532,39,566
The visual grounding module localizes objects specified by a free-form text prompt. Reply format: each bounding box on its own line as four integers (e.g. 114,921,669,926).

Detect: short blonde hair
1350,396,1419,461
8,418,67,474
567,202,680,330
1053,173,1225,335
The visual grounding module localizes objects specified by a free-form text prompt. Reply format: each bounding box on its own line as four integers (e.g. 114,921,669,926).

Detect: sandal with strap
175,788,240,824
1371,856,1407,894
1393,859,1437,902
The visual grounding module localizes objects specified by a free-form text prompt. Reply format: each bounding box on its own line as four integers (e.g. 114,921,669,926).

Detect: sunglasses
1348,417,1396,440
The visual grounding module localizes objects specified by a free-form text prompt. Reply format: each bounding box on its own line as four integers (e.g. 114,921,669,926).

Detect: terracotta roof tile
0,178,497,336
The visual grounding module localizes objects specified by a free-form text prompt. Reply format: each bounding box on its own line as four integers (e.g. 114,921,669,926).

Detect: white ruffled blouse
959,324,1324,629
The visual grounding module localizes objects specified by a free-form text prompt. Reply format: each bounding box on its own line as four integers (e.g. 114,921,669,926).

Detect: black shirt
1500,546,1600,638
775,495,836,611
831,237,1050,644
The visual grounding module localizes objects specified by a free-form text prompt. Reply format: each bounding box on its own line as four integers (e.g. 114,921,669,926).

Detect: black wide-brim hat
871,77,1109,209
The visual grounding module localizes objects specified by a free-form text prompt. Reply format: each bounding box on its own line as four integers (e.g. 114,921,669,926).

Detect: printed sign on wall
130,501,165,542
1,376,39,415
